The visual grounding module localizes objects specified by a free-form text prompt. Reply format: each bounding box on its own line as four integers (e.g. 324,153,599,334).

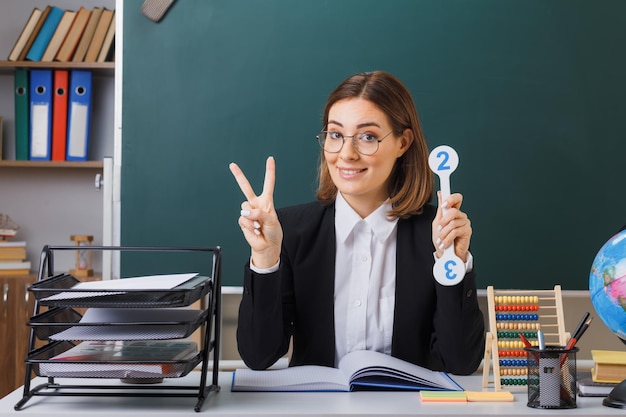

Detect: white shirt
333,193,398,365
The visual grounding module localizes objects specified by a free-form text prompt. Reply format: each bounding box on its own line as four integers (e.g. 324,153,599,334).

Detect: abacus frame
482,285,569,391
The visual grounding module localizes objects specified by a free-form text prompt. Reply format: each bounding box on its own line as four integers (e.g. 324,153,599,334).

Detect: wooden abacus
482,285,569,391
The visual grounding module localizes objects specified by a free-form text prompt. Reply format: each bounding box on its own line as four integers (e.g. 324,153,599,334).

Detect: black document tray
29,273,212,308
29,307,208,341
16,245,222,413
27,340,202,379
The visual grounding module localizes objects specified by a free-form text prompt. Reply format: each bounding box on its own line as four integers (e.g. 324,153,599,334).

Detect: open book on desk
231,350,462,392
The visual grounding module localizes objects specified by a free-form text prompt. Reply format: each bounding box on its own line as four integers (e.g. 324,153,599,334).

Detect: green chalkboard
121,0,626,289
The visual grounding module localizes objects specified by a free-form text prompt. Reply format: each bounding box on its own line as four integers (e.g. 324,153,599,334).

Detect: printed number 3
444,259,458,280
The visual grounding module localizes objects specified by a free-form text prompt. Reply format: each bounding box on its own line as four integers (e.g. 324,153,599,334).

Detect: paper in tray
27,340,202,379
28,307,83,340
29,307,208,341
29,273,212,308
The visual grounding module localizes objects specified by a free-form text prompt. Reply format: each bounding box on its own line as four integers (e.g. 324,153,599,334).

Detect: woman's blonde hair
316,71,433,218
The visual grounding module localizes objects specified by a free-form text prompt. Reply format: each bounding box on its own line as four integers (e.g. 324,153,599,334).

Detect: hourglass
69,235,93,277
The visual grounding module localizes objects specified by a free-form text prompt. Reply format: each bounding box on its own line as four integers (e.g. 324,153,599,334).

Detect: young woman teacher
229,71,484,375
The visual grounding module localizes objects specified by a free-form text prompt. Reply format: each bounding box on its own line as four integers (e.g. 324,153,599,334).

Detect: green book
14,69,29,160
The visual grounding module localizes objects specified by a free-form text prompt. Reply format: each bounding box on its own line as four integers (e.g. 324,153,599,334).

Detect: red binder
51,70,68,161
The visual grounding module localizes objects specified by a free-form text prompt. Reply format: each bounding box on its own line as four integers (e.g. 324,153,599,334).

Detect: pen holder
525,346,578,409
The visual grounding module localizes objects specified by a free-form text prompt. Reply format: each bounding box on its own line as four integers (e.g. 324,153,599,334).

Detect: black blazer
237,201,485,375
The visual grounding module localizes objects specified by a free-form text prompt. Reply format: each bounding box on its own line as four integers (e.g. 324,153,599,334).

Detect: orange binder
51,70,69,161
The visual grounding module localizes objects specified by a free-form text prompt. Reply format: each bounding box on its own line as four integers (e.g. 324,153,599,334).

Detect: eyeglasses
316,130,393,156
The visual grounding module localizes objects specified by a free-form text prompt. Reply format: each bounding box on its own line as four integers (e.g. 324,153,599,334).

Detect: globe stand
603,379,626,409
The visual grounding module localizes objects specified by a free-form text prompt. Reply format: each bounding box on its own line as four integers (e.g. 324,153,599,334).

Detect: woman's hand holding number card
428,146,466,286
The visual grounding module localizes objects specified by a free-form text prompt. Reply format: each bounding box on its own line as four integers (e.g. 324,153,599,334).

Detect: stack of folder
7,5,115,162
15,68,93,161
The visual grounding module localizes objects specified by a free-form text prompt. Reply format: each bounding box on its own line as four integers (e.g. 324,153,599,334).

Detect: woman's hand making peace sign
229,156,283,269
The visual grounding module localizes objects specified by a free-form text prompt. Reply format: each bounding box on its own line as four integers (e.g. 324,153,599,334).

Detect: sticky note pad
419,391,467,402
465,391,514,402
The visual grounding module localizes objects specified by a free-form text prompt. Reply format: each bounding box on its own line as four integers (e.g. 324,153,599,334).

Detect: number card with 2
428,145,465,286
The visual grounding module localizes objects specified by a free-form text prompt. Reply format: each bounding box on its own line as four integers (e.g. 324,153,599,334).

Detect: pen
537,329,545,350
518,333,532,349
565,315,593,350
571,312,590,342
560,316,593,366
576,316,593,341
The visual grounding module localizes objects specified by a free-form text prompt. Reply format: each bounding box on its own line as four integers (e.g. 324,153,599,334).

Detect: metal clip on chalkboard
14,245,222,412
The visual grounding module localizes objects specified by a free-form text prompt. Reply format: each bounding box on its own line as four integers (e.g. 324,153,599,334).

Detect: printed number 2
437,151,451,171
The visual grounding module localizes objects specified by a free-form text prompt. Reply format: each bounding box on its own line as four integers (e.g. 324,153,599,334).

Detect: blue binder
29,69,53,161
66,70,92,161
25,6,64,62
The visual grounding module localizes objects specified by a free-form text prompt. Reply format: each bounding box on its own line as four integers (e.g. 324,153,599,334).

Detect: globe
589,229,626,343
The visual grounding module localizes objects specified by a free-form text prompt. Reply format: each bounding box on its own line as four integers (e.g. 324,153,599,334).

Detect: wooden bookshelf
0,160,103,169
0,61,114,75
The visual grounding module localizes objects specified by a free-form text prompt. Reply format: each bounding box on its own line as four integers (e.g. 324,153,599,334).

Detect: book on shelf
17,6,51,62
591,349,626,383
0,240,27,248
0,260,31,270
7,7,43,62
0,257,31,276
0,244,27,261
39,340,198,377
72,7,103,62
231,350,463,392
84,8,114,62
0,240,31,268
55,7,91,62
25,6,64,62
0,270,31,276
41,10,77,62
97,11,115,63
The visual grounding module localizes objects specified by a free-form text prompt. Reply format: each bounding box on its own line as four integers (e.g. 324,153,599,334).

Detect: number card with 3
428,145,465,286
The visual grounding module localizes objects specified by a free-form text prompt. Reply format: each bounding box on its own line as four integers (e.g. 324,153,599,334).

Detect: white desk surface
0,371,623,416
